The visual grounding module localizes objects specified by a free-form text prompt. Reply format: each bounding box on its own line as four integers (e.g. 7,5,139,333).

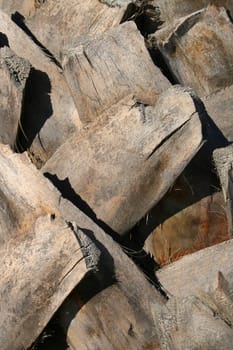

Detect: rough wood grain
57,201,165,350
214,144,233,237
154,241,233,349
0,144,165,350
57,198,166,350
0,46,30,147
59,283,162,350
59,237,233,349
0,145,92,350
154,5,233,96
155,0,233,24
24,0,137,60
157,239,233,297
62,21,170,123
152,278,233,350
0,215,88,350
0,0,38,18
42,85,203,235
203,85,233,142
0,145,59,244
0,10,80,166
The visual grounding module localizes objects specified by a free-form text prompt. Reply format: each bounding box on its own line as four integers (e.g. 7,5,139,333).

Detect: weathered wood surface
203,85,233,142
57,200,166,350
154,240,233,347
132,101,231,264
0,46,30,147
0,148,56,245
0,10,80,166
0,215,88,350
214,145,233,202
214,144,233,237
157,239,233,297
0,0,38,18
62,21,170,123
0,144,165,350
59,283,162,350
154,5,233,96
57,199,165,350
42,86,203,235
0,1,233,349
0,145,90,350
61,238,233,349
155,0,233,24
152,271,233,350
24,0,137,60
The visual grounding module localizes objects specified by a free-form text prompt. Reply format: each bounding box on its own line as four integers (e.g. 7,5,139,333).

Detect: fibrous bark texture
155,0,233,24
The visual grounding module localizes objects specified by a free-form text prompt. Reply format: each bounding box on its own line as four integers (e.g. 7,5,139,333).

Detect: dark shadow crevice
14,67,52,153
147,46,179,84
28,319,69,350
43,174,119,242
121,2,163,37
121,2,177,85
43,173,163,292
0,32,9,48
226,9,233,24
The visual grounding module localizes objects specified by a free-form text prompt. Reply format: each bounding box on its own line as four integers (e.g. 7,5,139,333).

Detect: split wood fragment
62,21,170,123
0,144,164,350
0,9,80,166
154,5,233,96
43,85,203,235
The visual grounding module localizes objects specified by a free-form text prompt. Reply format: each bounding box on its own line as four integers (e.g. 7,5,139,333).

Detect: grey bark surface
25,0,137,60
0,1,232,349
62,21,170,123
59,283,162,350
154,5,233,96
42,85,203,235
0,10,80,166
0,145,90,350
0,46,30,147
157,239,233,298
155,0,233,24
0,145,164,350
58,197,165,350
0,215,88,350
0,0,38,18
213,145,233,237
203,85,233,142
